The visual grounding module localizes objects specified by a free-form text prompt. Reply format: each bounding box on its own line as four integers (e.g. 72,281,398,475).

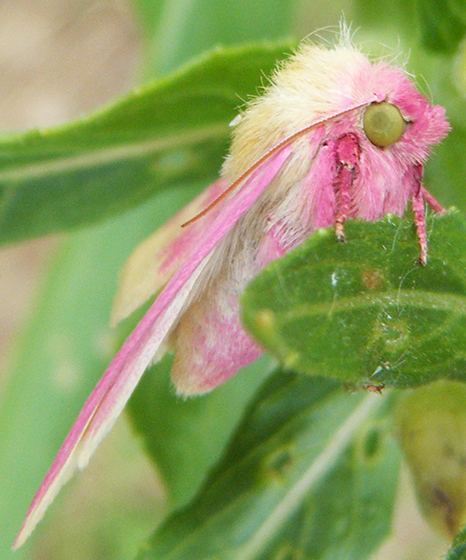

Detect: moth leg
333,133,361,242
412,188,428,266
411,164,429,266
420,186,446,214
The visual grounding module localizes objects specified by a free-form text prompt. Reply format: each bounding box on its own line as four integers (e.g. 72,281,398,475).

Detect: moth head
363,101,406,148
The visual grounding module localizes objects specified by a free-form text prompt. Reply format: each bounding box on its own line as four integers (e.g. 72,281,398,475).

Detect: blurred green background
0,1,463,558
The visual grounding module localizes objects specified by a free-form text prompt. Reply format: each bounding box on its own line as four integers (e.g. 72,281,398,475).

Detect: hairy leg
421,185,446,214
332,133,360,242
412,187,428,265
411,163,448,265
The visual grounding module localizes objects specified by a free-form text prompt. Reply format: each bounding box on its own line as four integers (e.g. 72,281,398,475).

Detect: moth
14,35,449,548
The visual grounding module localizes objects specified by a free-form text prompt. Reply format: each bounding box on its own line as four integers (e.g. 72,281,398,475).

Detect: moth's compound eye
363,102,406,147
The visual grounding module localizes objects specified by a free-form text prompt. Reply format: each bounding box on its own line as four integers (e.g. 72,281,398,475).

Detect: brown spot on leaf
361,268,385,290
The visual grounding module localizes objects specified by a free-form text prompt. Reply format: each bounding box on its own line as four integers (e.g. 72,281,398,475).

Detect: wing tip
12,511,36,551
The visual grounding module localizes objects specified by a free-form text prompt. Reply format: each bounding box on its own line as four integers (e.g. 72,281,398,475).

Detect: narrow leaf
0,42,290,244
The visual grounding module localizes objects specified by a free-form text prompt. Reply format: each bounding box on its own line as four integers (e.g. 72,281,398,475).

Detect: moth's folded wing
12,259,206,550
111,178,225,326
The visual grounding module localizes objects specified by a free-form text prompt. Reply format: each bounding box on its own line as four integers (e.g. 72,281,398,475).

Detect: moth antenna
181,99,375,228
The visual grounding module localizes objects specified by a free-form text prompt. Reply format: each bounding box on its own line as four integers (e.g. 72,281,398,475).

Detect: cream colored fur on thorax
222,43,368,182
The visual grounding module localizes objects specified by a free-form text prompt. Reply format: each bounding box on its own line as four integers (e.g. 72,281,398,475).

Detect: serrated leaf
242,212,465,388
136,371,399,560
396,381,466,537
0,42,290,244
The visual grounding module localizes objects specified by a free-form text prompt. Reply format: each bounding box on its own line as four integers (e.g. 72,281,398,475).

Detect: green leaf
0,42,290,244
396,381,466,537
128,354,272,509
448,525,466,559
137,371,399,559
242,212,465,388
417,0,466,53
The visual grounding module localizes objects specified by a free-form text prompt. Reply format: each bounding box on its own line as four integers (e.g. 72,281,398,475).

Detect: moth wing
111,178,225,326
13,143,292,550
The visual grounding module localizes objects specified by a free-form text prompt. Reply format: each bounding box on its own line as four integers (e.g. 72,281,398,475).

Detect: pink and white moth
13,35,449,548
